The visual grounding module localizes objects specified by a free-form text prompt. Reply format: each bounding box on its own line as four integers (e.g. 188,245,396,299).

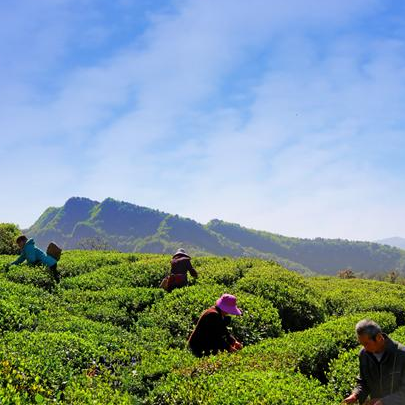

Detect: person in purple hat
168,248,198,292
188,294,243,357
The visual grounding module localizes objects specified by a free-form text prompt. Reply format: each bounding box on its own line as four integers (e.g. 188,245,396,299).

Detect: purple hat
216,294,242,316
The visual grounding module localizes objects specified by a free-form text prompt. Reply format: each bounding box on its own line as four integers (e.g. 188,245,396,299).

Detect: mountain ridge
25,196,405,276
376,237,405,250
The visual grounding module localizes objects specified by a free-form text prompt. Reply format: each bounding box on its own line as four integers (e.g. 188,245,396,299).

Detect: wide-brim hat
173,248,190,258
216,294,242,316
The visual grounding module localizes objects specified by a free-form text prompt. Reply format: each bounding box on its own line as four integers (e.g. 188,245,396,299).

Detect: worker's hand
229,341,243,352
343,393,358,403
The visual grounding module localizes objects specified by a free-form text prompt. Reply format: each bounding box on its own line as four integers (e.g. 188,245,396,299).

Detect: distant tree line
0,223,21,255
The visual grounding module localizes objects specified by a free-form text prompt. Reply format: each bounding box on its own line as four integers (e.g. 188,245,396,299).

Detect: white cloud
2,0,405,241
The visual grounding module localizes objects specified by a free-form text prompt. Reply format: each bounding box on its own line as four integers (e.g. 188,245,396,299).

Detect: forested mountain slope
25,197,405,275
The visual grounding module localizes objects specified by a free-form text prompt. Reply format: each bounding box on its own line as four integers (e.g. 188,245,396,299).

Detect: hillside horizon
22,196,405,276
376,237,405,250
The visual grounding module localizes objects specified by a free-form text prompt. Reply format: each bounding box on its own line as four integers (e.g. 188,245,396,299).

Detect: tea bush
129,257,170,287
391,325,405,341
61,257,169,290
0,277,51,306
5,264,56,291
0,385,31,405
249,310,396,379
194,257,256,286
2,250,405,403
0,254,14,268
0,277,52,332
179,311,396,383
327,348,359,400
57,250,127,277
61,287,164,328
0,331,103,401
147,369,339,405
0,298,35,332
119,348,197,398
35,311,138,361
60,266,127,290
236,262,325,331
136,284,282,350
311,277,405,324
62,375,138,404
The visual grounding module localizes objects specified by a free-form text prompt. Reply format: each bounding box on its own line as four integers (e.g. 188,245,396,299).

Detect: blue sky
1,0,405,241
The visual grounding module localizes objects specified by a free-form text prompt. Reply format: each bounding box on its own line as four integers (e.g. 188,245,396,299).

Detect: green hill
1,251,405,403
207,219,405,274
25,196,405,275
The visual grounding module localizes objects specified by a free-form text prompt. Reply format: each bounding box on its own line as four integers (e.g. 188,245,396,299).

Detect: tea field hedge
310,277,405,324
1,251,405,403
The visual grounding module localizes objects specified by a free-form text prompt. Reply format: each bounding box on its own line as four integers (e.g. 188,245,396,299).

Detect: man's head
355,319,385,353
16,235,28,249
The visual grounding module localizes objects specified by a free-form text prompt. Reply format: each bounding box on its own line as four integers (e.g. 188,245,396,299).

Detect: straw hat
173,248,190,258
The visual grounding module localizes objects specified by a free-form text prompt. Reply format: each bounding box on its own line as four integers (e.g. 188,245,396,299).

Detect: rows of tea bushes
235,262,325,331
144,311,405,404
1,251,405,403
148,370,336,405
310,277,405,324
144,311,396,404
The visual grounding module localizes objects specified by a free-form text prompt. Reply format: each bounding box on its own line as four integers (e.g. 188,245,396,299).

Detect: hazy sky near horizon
1,0,405,241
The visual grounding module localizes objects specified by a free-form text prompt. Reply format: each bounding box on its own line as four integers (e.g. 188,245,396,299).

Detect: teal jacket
11,238,57,267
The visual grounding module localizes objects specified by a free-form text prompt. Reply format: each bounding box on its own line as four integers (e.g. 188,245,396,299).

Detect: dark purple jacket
188,306,236,357
170,254,198,279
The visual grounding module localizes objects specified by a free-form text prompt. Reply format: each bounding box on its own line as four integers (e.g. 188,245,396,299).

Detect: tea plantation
0,251,405,404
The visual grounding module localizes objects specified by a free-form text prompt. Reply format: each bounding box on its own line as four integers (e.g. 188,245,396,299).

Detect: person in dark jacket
168,248,198,292
344,319,405,405
188,293,243,357
8,235,60,283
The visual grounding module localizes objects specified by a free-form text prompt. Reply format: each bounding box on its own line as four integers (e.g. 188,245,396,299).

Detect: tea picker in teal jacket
9,235,60,282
